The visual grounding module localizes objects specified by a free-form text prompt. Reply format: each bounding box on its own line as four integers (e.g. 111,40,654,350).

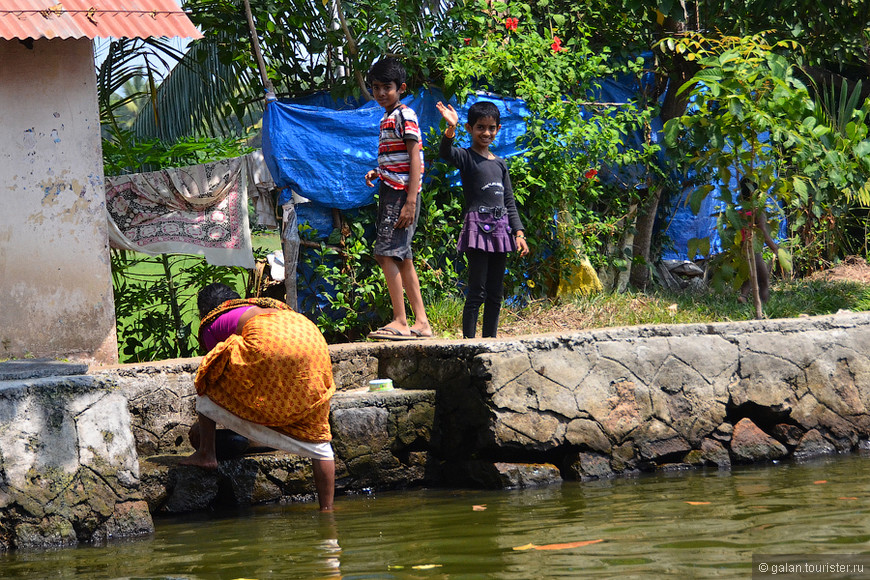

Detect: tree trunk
242,0,275,96
629,184,665,289
746,234,764,319
629,14,699,289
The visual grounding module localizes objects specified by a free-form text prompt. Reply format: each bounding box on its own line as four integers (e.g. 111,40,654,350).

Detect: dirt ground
806,255,870,284
496,256,870,337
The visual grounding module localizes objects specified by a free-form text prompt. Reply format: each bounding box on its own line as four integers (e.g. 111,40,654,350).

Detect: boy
364,57,433,340
436,100,529,338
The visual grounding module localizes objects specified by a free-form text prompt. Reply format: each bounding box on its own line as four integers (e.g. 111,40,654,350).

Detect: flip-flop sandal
367,326,419,341
410,329,435,339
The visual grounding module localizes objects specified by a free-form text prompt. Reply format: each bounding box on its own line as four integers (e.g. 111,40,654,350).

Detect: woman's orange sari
195,298,334,443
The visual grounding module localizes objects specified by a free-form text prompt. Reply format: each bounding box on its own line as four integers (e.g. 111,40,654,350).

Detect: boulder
730,418,787,463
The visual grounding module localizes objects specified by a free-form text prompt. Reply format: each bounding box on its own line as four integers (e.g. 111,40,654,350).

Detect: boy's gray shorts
373,183,421,261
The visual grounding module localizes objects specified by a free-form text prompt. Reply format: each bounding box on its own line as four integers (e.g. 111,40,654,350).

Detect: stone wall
420,312,870,482
4,311,870,551
0,368,152,552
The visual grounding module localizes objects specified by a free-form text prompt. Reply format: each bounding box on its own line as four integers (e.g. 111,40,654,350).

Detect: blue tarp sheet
262,88,530,210
262,80,729,261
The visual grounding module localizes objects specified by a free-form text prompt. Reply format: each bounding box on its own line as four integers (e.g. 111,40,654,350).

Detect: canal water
2,453,869,579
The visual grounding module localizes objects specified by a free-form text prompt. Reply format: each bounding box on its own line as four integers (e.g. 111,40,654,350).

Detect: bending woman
181,283,336,511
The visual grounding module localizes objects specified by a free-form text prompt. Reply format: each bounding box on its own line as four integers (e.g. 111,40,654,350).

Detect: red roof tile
0,1,203,40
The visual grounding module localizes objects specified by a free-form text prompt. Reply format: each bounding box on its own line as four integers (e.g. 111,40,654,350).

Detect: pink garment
201,306,256,352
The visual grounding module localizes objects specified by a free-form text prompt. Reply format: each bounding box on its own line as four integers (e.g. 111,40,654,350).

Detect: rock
700,438,731,468
565,418,612,453
793,429,837,461
771,423,804,447
0,375,153,551
455,461,562,489
564,451,614,481
730,418,787,463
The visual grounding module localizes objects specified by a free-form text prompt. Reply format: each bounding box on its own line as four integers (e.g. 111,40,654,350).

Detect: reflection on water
2,454,869,579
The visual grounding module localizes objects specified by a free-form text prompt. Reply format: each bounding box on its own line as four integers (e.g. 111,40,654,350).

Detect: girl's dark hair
197,283,240,318
467,101,501,127
368,57,406,88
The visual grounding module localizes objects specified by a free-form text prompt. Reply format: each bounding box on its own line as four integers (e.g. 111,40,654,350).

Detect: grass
424,278,870,339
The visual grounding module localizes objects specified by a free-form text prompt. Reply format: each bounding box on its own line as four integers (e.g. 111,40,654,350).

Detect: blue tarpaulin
262,88,530,210
261,81,729,261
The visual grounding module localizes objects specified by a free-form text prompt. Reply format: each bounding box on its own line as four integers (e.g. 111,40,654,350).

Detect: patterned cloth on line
195,298,335,443
105,157,254,268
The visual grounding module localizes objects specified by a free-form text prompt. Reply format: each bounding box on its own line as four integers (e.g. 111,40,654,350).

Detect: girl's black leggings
463,249,508,338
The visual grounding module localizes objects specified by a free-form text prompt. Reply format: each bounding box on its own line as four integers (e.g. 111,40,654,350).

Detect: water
3,454,869,579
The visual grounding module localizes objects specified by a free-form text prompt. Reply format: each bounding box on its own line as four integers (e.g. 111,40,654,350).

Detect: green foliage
103,132,254,176
662,33,807,313
438,1,661,296
112,251,248,362
663,32,870,306
299,135,465,341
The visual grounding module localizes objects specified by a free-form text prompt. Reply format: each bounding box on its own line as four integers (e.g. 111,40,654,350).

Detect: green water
3,454,869,579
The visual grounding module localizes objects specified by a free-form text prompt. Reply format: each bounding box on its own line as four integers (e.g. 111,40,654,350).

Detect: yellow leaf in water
513,543,537,551
533,539,604,551
685,501,711,505
472,504,487,511
814,480,828,484
412,564,443,570
839,497,858,500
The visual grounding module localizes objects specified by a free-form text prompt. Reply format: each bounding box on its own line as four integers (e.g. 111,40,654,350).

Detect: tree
663,32,870,317
438,1,661,295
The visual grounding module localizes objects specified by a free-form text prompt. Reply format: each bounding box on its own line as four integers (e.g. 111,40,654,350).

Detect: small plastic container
368,378,394,392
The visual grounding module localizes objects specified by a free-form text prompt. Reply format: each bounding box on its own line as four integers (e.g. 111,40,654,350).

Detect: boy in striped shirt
364,57,433,340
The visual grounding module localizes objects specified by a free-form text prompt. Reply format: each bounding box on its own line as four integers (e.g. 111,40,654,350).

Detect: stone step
140,388,437,514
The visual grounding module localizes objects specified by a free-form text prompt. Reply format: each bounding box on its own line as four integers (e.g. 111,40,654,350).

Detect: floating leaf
839,497,858,500
534,539,604,551
514,539,604,551
412,564,443,570
814,480,828,484
472,504,487,511
685,501,711,505
513,543,537,551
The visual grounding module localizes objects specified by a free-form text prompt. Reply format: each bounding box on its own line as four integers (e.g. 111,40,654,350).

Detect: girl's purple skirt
456,211,516,254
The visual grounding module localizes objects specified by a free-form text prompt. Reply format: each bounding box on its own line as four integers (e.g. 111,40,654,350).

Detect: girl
436,100,530,338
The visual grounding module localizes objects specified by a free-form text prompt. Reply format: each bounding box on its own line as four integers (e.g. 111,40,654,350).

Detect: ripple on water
0,454,868,579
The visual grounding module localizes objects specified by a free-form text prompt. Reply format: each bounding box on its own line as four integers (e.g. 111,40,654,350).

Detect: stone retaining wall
3,311,870,551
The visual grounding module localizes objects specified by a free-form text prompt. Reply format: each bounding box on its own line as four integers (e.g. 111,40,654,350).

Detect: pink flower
505,17,518,31
585,168,598,179
551,35,563,52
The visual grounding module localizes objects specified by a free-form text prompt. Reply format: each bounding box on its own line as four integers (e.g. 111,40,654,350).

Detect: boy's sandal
409,328,435,339
367,326,419,341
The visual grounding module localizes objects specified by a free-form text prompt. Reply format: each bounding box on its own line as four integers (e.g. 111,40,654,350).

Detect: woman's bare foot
179,449,218,470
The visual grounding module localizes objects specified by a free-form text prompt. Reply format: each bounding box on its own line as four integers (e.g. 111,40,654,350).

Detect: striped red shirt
377,104,424,192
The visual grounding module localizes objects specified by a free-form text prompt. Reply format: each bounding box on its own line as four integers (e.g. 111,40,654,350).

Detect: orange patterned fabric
194,303,335,443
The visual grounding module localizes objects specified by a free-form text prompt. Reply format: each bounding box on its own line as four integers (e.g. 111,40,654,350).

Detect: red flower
585,168,598,179
463,37,471,45
505,17,518,31
551,35,563,52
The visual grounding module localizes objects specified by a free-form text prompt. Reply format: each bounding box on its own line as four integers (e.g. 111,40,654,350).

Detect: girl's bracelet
515,233,526,239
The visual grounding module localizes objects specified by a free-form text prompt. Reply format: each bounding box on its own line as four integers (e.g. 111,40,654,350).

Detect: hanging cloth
106,157,254,268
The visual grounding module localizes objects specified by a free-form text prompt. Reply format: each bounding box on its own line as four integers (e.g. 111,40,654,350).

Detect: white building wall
0,38,118,364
